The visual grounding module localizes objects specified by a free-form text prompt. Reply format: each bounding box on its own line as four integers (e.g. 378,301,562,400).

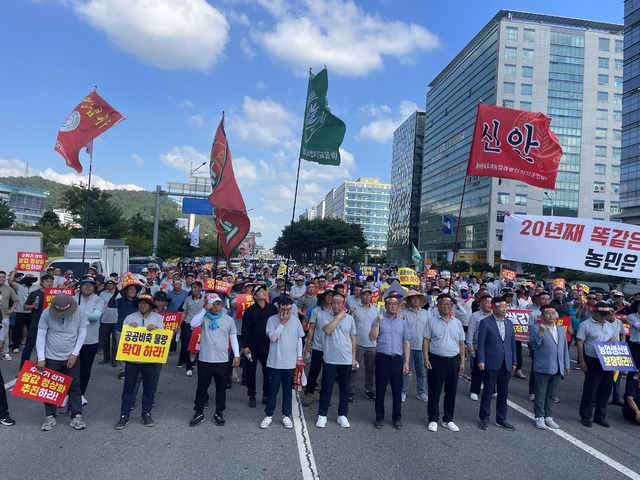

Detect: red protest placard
214,281,233,295
235,293,255,319
160,312,181,337
506,309,531,342
502,268,516,282
43,287,74,309
371,289,382,304
17,252,46,272
426,269,438,279
12,360,72,406
556,316,572,342
188,326,201,353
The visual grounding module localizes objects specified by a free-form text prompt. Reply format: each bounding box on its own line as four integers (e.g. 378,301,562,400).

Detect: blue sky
0,0,623,249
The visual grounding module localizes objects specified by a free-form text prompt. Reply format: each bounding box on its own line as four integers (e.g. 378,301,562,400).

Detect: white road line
292,390,319,480
460,373,640,480
4,378,15,390
506,399,640,480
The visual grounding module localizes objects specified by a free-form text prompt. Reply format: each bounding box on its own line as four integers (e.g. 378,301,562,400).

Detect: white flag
190,224,200,248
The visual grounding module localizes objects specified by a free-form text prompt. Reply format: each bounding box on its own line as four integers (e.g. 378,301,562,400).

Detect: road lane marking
293,390,319,479
4,378,15,390
460,373,640,480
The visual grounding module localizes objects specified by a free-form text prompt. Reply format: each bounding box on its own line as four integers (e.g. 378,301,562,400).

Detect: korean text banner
355,265,379,282
398,267,420,286
159,313,181,337
502,268,516,282
506,309,530,342
502,214,640,279
594,342,637,371
18,252,46,272
467,104,562,190
12,361,71,407
115,325,172,364
43,287,74,309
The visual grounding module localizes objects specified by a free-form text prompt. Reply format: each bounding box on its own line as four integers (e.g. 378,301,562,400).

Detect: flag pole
213,232,220,292
448,175,468,291
78,146,94,307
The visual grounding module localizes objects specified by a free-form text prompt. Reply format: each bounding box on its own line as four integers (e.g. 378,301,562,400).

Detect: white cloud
73,0,229,71
0,158,144,190
230,96,298,148
356,100,420,143
299,147,354,182
180,100,194,110
187,114,205,128
159,145,208,173
250,215,278,232
131,153,145,165
233,156,274,187
256,0,440,76
240,38,256,59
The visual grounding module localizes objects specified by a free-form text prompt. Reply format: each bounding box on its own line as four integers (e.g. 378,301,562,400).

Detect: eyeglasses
438,302,453,307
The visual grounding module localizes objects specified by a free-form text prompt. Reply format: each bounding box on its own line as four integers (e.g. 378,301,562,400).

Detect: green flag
300,68,346,166
411,244,421,264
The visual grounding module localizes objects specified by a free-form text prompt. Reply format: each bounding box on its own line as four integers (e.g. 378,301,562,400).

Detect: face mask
23,279,35,286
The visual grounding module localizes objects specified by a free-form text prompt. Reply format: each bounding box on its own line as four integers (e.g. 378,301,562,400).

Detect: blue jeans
264,367,295,417
402,349,426,395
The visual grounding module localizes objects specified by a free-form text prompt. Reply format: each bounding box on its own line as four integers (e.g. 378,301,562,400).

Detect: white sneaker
535,417,547,430
470,393,479,401
70,414,86,430
282,416,293,429
81,396,88,406
401,392,407,402
441,421,459,432
186,370,193,377
2,353,11,361
544,417,559,429
427,421,438,432
417,393,428,403
337,415,350,428
41,415,57,431
316,415,327,428
552,397,560,403
259,416,273,429
528,393,535,402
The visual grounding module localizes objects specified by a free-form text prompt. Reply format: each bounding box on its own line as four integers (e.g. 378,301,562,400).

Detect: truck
0,230,44,273
48,238,129,279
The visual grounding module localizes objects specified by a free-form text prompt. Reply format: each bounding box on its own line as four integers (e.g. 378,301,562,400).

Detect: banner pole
283,156,303,298
213,232,220,292
78,150,93,307
449,175,469,291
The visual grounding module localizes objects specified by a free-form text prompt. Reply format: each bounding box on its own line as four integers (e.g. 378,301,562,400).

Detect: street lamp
544,191,555,216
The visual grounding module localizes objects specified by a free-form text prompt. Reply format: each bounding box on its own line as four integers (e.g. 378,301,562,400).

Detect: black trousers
469,354,483,395
99,323,118,362
45,358,81,418
178,321,194,370
528,347,536,395
479,366,511,422
12,312,31,350
0,366,9,417
79,343,99,395
319,363,351,417
304,349,324,395
427,353,460,423
194,360,229,415
579,355,614,420
245,345,269,398
515,340,523,370
374,353,403,422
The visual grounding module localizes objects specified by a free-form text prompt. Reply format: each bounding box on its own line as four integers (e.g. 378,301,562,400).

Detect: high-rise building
619,0,640,223
388,111,425,265
314,177,390,256
420,10,623,265
0,183,49,225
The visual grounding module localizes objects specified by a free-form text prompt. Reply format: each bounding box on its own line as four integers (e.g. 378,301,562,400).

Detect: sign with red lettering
43,287,74,309
188,326,201,353
502,268,516,282
503,214,640,279
17,252,46,272
214,281,233,295
235,293,255,319
115,325,171,363
12,361,72,406
370,289,382,304
506,309,531,342
160,312,181,337
426,269,439,279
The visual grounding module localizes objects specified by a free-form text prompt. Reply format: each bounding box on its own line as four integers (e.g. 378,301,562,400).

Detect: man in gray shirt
423,293,465,433
260,297,303,430
401,290,429,403
316,292,357,428
36,295,88,431
577,302,619,428
349,287,379,402
189,294,239,427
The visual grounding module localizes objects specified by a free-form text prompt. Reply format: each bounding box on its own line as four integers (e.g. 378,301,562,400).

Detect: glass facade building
388,111,425,265
619,0,640,223
314,177,390,256
0,183,49,225
420,10,623,265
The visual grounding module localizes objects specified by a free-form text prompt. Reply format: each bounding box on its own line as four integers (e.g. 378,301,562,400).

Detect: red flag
467,104,562,190
208,116,250,261
54,91,124,173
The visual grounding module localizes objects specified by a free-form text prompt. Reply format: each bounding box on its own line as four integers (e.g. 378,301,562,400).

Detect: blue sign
182,198,213,215
594,341,637,371
355,265,379,282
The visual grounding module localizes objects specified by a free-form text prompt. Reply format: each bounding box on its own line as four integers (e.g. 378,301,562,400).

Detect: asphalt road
2,346,639,480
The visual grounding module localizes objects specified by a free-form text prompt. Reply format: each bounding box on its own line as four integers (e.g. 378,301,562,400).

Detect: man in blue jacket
477,296,517,431
529,304,570,430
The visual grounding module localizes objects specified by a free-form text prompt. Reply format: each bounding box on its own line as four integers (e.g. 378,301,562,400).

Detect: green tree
38,209,61,229
453,261,471,274
521,262,550,280
36,224,72,257
62,183,126,238
0,202,15,229
471,261,494,275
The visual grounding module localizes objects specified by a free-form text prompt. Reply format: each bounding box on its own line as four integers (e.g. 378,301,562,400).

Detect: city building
618,0,640,223
0,183,49,225
388,111,425,265
314,177,390,257
420,10,623,265
299,205,318,221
